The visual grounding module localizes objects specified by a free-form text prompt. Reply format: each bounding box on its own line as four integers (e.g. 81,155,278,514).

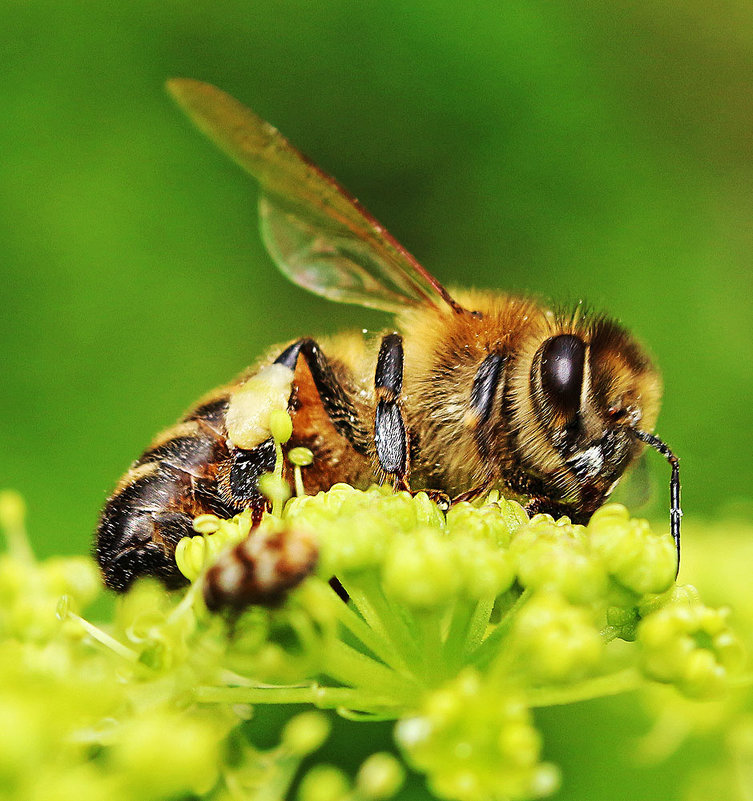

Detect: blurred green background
2,2,752,798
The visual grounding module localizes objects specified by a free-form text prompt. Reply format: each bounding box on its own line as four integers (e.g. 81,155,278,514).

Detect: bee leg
421,488,451,511
469,353,506,459
274,339,370,452
452,485,492,505
374,333,409,485
524,496,579,522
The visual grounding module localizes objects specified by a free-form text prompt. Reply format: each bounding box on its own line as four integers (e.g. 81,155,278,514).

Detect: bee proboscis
95,80,681,596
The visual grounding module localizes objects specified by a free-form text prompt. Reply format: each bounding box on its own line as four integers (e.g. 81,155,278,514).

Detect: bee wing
167,79,463,314
611,453,653,509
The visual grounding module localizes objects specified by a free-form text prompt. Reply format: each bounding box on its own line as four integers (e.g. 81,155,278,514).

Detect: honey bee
95,80,681,593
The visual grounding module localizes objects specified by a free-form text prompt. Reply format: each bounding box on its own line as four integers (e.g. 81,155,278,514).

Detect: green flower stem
67,611,140,663
341,573,424,670
168,578,202,625
438,594,498,678
273,442,285,517
294,465,305,498
412,608,445,684
527,668,643,707
316,580,416,678
469,589,532,669
441,599,476,671
322,639,420,703
463,595,497,660
194,683,403,712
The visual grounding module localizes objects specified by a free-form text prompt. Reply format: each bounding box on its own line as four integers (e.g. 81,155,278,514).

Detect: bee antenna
631,429,682,578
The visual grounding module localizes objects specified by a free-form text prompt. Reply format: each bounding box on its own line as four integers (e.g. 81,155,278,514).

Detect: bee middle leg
374,333,410,487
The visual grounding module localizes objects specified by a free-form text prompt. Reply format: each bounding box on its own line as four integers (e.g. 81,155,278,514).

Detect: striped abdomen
95,395,276,592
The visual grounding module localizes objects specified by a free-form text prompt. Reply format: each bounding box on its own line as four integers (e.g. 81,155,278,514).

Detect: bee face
524,318,662,509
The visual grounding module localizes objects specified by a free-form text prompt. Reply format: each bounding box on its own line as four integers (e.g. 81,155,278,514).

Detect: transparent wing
167,79,464,314
611,453,653,509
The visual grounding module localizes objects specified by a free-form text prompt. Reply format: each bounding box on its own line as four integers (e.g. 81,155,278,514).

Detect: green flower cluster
0,490,397,801
0,462,747,801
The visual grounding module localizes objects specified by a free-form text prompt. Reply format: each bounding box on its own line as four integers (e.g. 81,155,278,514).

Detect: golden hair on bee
94,80,681,597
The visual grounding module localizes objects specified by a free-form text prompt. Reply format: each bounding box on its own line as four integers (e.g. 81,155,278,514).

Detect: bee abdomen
184,396,229,436
136,427,227,478
96,418,237,592
96,462,195,590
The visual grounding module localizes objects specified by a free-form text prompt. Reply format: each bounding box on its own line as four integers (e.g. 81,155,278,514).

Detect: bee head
526,318,663,498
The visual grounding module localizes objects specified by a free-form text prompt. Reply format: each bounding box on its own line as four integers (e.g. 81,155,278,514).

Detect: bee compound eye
539,334,586,417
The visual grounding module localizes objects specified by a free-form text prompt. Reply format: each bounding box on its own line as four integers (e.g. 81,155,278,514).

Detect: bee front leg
374,333,410,487
524,496,582,522
452,485,492,505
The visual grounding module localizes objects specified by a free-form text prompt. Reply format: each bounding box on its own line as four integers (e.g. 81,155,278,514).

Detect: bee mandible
95,80,681,593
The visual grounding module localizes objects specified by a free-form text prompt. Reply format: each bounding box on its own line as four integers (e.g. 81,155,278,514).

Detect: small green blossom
282,710,331,756
510,591,603,683
109,710,225,798
395,669,559,801
383,528,464,608
298,764,351,801
638,588,744,697
588,504,676,595
510,515,608,604
356,753,406,799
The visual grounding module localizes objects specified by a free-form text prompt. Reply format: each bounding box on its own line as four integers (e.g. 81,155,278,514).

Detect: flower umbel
0,468,747,801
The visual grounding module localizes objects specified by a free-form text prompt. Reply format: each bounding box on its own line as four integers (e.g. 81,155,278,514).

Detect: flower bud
511,518,608,604
638,593,743,697
356,752,405,799
588,505,675,595
511,592,603,683
298,765,351,801
383,529,461,608
282,711,331,756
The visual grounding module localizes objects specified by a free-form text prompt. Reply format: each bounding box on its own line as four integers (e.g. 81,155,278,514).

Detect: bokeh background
2,2,753,799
